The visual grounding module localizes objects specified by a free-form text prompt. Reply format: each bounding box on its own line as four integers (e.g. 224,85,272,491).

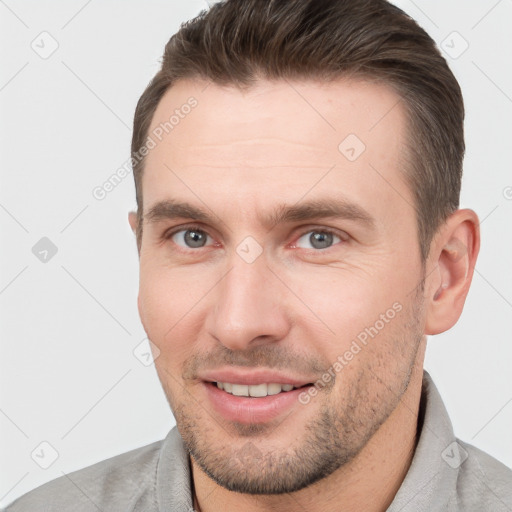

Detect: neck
192,342,426,512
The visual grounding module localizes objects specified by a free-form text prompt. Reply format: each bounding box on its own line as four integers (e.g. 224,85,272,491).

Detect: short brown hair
131,0,464,260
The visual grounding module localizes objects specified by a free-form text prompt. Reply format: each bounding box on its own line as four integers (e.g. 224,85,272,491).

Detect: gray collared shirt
4,371,512,511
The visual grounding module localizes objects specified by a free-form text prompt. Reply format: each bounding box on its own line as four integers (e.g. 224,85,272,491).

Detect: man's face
134,78,427,493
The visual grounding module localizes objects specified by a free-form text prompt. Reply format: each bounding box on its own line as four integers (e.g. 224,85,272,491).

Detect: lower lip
203,382,311,424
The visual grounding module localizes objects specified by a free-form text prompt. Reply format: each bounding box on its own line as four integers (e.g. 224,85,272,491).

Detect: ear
424,209,480,335
129,211,144,323
128,211,138,234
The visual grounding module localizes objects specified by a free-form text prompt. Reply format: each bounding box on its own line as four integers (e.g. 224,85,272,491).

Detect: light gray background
1,0,511,506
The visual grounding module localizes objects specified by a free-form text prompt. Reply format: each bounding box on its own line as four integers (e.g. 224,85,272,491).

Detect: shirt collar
156,422,193,511
387,370,459,511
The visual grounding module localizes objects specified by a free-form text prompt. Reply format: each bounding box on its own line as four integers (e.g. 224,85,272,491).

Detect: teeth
232,384,249,396
249,383,267,397
215,382,298,397
267,383,282,395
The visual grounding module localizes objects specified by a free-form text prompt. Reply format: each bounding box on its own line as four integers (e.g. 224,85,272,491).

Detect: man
5,0,511,510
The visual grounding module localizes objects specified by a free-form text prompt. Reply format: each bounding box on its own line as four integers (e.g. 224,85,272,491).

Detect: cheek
291,261,419,376
292,267,396,338
138,265,210,357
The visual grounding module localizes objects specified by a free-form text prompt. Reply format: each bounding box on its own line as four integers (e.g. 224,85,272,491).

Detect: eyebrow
144,198,375,230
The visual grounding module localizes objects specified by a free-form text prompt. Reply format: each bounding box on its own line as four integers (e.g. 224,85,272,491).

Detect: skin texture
128,78,479,512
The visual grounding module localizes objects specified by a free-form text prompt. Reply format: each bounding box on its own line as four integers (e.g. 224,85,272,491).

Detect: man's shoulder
3,438,164,512
453,439,512,510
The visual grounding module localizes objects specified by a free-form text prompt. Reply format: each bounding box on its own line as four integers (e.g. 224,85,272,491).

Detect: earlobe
424,209,480,335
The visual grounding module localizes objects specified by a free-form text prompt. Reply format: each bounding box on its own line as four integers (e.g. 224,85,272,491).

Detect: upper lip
199,368,315,387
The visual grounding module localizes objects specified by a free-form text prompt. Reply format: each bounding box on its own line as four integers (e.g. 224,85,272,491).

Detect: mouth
201,377,315,424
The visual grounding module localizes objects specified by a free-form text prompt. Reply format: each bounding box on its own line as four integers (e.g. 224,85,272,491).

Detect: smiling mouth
212,381,311,397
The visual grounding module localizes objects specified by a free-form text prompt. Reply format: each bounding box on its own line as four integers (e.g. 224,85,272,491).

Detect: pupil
311,232,332,249
185,230,205,248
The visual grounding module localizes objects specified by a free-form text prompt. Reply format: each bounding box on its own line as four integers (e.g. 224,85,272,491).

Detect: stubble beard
166,288,425,495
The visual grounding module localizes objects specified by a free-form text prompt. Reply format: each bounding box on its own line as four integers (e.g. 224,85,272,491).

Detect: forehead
141,77,412,229
146,77,406,165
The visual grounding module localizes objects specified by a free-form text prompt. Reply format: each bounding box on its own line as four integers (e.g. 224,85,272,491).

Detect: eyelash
163,224,348,253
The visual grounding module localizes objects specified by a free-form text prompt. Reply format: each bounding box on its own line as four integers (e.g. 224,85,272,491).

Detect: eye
295,229,345,250
168,226,214,249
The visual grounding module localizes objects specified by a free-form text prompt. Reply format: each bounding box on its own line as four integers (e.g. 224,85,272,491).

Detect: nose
205,254,291,351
